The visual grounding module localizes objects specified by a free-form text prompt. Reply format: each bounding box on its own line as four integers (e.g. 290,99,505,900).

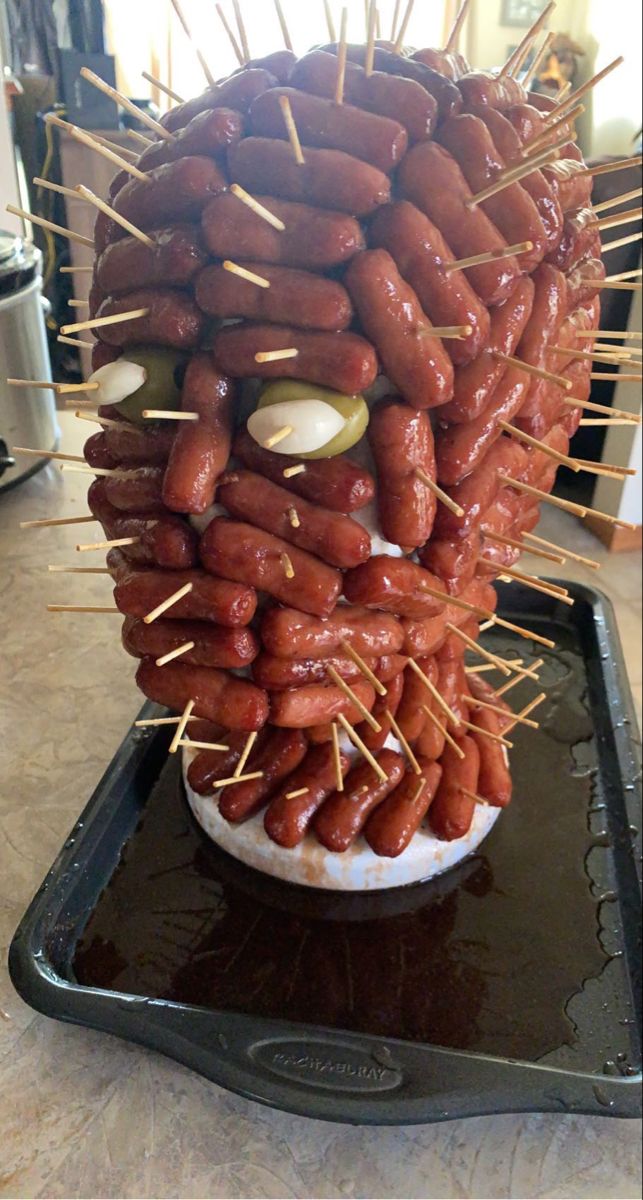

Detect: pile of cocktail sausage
82,40,599,856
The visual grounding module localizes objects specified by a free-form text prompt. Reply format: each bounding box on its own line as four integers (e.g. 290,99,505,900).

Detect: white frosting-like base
182,750,501,892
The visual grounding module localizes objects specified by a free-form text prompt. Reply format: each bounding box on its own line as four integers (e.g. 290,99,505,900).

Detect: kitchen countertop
1,412,641,1200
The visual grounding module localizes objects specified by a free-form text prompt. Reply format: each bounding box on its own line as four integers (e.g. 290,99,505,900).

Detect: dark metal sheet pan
8,583,642,1125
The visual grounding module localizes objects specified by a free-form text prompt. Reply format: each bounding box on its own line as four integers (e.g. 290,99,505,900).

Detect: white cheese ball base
182,749,501,891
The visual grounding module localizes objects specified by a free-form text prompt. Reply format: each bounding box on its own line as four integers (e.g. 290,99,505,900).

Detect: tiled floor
0,410,641,1199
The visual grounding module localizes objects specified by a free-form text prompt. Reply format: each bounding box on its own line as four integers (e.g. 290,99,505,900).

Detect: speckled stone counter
1,413,641,1199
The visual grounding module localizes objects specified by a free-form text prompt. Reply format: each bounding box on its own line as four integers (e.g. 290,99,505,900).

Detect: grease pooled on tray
74,625,612,1066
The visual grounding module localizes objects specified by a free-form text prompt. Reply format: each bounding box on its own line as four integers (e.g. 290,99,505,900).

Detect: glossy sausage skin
470,105,563,254
95,289,205,349
88,479,198,569
439,275,535,424
217,470,370,568
314,749,406,851
122,616,259,668
436,365,529,487
370,201,490,366
95,225,208,295
359,669,406,754
318,46,462,120
201,192,365,269
249,87,408,173
162,354,234,515
233,430,374,512
138,107,244,173
343,556,447,619
228,138,391,215
437,114,548,271
401,578,497,657
468,677,513,807
200,518,342,618
365,761,443,857
270,678,376,728
546,206,601,272
101,466,165,513
136,658,269,730
112,157,227,237
289,50,437,143
195,261,352,331
458,70,526,111
433,437,528,539
252,650,406,690
395,657,438,744
218,729,308,822
212,325,378,395
345,250,454,409
187,731,262,795
102,421,176,465
260,604,404,659
114,565,257,626
399,142,521,306
429,734,481,840
161,68,277,133
264,743,350,847
368,398,437,551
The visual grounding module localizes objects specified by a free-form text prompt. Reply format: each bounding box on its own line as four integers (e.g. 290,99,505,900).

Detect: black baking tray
8,582,642,1125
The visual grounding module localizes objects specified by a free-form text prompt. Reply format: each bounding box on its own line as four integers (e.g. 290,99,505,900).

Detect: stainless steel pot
0,232,59,492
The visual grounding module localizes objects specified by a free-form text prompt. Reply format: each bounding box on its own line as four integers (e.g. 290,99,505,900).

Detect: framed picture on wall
501,0,546,26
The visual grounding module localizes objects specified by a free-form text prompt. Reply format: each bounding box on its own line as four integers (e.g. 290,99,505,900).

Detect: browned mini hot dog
187,731,260,795
138,107,244,173
228,137,391,215
112,157,226,237
195,262,353,331
458,70,526,111
470,105,563,254
365,761,443,857
200,517,342,618
430,734,481,840
359,668,406,754
270,679,376,728
161,68,277,133
467,677,513,807
102,465,165,513
95,225,208,295
343,556,447,619
95,289,205,349
436,367,529,486
399,142,521,306
212,325,377,394
114,565,257,626
122,616,259,669
395,657,438,744
162,354,234,515
136,658,269,730
260,604,404,659
102,421,177,465
433,437,528,538
368,398,437,551
314,749,406,851
289,50,437,143
233,430,375,512
335,47,462,120
217,729,308,822
88,479,198,569
566,255,606,308
546,206,602,272
345,250,454,409
369,201,490,366
249,87,407,173
217,470,370,568
201,192,365,269
401,578,497,657
252,650,407,690
437,114,548,270
263,742,351,847
439,275,535,424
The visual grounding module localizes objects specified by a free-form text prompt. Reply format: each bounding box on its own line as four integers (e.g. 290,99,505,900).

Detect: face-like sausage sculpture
84,34,600,876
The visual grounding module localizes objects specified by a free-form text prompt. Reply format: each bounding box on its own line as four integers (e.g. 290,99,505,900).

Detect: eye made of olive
249,379,369,459
88,347,188,423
